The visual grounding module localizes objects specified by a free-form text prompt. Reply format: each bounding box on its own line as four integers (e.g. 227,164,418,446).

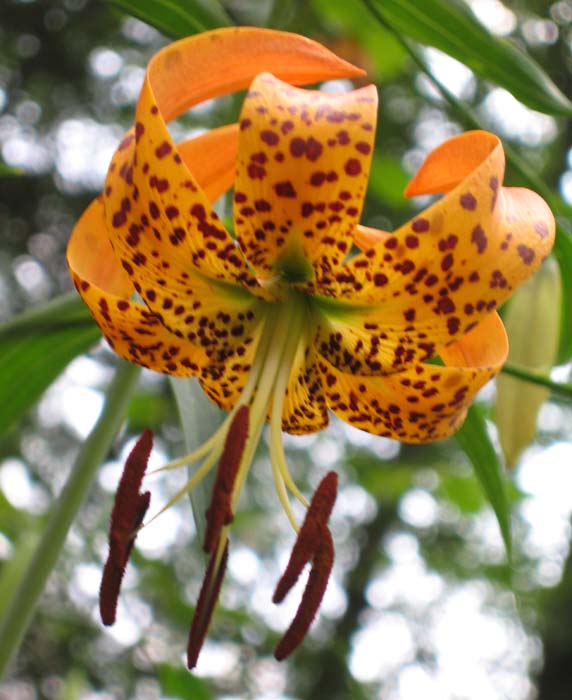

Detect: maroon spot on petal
248,164,266,180
441,254,454,272
190,204,206,220
306,137,323,162
437,296,455,314
112,211,127,228
405,235,419,249
373,273,388,287
254,199,272,212
534,221,549,239
240,118,252,131
447,317,460,335
471,225,487,254
301,202,314,218
355,141,371,155
274,181,297,198
344,158,361,176
261,130,279,146
489,176,499,210
460,193,477,210
281,120,294,135
517,244,535,265
290,137,306,157
155,141,172,159
310,171,326,187
412,218,430,233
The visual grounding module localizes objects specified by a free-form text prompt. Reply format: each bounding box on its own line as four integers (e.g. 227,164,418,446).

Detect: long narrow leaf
455,406,512,559
107,0,231,37
0,295,100,434
169,377,225,544
365,0,572,117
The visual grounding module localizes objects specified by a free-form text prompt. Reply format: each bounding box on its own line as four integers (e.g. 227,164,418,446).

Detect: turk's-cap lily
67,27,555,667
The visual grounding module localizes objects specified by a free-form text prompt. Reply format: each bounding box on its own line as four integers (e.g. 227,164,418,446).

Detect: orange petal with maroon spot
319,312,507,443
68,126,268,375
198,323,265,411
68,198,208,375
234,73,377,282
313,132,554,373
105,28,364,294
104,124,270,364
281,341,329,436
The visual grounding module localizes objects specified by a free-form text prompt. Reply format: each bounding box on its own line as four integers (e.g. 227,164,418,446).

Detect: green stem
501,362,572,400
0,360,141,678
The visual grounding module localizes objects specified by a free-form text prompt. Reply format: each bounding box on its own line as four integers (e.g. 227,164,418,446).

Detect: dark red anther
272,471,338,660
273,471,338,604
203,406,249,554
274,529,334,661
99,430,153,626
187,539,229,669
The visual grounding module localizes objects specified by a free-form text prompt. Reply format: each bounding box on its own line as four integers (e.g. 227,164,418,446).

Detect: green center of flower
148,291,311,533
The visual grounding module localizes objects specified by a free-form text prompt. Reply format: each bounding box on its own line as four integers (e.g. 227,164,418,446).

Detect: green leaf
365,0,572,117
455,405,511,559
312,0,407,78
169,377,225,544
368,153,412,209
0,163,23,176
159,664,212,700
107,0,231,38
0,294,100,434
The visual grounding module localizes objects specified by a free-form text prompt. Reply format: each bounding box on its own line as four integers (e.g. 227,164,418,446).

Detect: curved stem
501,362,572,400
0,360,141,679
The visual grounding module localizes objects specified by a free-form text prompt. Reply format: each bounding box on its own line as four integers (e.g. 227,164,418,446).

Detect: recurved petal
105,27,364,293
320,312,507,443
68,199,208,375
105,124,269,362
314,131,554,373
234,73,377,283
177,123,238,204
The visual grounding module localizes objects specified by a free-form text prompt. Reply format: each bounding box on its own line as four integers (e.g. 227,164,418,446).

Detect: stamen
99,430,153,625
204,405,250,554
272,471,338,660
273,471,338,604
274,529,334,661
187,539,229,669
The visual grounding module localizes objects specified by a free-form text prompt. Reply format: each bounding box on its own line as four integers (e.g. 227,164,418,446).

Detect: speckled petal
68,198,207,375
234,73,377,283
314,131,555,374
68,127,268,374
104,27,364,293
321,311,507,443
282,342,329,435
198,324,264,411
104,126,269,363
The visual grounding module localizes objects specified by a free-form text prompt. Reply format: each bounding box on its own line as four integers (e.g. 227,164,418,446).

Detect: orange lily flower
67,28,555,666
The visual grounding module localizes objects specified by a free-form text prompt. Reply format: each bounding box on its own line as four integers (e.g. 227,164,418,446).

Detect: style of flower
67,28,555,666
